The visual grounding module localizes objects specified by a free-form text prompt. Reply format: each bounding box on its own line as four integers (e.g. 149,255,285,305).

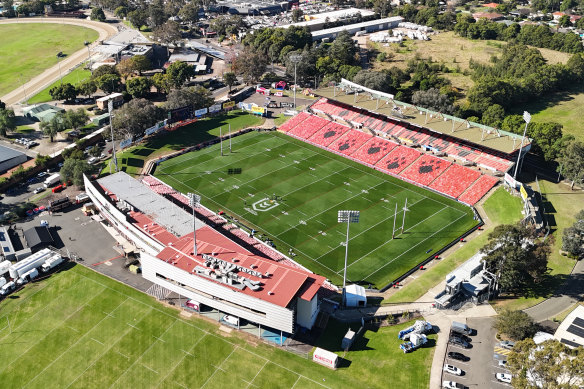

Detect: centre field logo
252,198,280,212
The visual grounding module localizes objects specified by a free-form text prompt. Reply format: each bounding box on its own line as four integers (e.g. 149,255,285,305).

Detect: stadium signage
209,104,222,113
504,173,518,189
222,101,235,109
120,137,133,149
251,106,265,115
201,254,263,278
195,108,208,117
280,102,294,108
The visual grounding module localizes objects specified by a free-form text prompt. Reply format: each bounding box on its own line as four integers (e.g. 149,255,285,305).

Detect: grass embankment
101,111,264,176
385,187,523,303
27,68,92,104
0,263,432,389
0,24,98,96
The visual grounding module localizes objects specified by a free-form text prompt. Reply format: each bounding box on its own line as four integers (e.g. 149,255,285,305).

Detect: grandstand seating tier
278,112,310,133
458,175,499,205
399,153,452,186
307,121,351,147
375,145,422,174
348,137,399,165
328,129,373,155
429,164,481,199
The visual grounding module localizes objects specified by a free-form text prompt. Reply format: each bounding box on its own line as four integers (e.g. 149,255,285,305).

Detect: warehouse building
0,145,27,173
84,172,326,334
311,16,403,41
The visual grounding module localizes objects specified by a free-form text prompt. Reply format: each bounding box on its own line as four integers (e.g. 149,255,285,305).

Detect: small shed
23,226,54,252
344,284,367,307
312,347,338,369
341,329,356,350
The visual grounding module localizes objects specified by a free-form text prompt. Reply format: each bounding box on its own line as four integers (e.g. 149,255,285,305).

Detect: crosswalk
146,284,172,300
494,346,512,356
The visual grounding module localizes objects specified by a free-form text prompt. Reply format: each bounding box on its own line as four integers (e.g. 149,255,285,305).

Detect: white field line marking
22,297,130,388
63,305,154,389
107,320,179,389
73,272,332,389
200,346,238,388
156,334,208,388
343,206,450,273
91,337,104,345
291,376,302,389
362,213,467,280
245,360,268,389
141,364,158,374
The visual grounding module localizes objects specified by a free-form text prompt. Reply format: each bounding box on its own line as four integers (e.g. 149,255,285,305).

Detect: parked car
447,352,469,362
88,157,99,164
33,187,45,194
449,336,470,348
443,364,463,376
37,172,47,178
496,373,512,383
442,381,465,389
221,315,239,326
498,360,507,368
500,340,515,349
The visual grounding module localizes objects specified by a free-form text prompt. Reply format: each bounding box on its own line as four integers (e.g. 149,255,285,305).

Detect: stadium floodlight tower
188,193,201,256
290,54,303,109
513,111,531,180
338,210,360,305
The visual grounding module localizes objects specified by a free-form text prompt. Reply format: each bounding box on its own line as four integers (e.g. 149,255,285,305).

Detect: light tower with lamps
513,111,531,180
338,210,360,305
188,193,201,256
289,54,302,109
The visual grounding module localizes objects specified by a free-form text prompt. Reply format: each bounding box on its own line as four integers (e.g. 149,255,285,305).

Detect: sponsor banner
209,103,222,113
223,101,235,109
280,102,294,108
145,121,166,136
274,91,283,97
238,102,253,111
251,106,265,115
398,137,413,144
504,173,517,189
267,101,279,108
195,108,208,117
520,184,528,201
120,137,133,149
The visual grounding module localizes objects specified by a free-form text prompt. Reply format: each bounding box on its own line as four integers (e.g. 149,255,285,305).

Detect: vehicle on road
447,352,469,361
443,364,463,376
500,341,515,349
33,187,45,194
496,373,512,383
449,336,470,348
442,381,465,389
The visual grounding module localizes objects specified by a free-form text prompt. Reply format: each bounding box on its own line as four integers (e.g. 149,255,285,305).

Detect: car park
443,364,463,376
449,336,470,348
500,341,515,349
447,351,469,362
498,360,507,368
496,373,512,383
33,187,45,194
442,381,465,389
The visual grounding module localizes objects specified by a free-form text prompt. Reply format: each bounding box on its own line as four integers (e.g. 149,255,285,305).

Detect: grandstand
281,111,498,205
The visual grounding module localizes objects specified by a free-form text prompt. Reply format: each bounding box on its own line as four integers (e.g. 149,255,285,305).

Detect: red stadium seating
288,114,331,139
278,112,310,133
375,146,422,174
328,129,372,155
349,137,398,165
400,154,451,186
429,164,481,198
458,175,499,205
308,122,350,146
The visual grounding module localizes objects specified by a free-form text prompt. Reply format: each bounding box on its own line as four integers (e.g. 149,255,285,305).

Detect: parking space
440,317,514,388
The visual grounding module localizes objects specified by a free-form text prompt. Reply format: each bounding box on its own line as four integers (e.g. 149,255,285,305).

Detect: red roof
484,2,499,8
156,226,325,308
129,211,179,246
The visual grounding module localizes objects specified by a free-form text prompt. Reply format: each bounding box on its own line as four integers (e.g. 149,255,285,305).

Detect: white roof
313,347,338,361
280,8,374,28
554,305,584,348
345,284,366,298
533,331,554,345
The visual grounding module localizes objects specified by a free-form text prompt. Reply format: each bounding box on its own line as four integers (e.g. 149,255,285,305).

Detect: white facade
141,252,296,333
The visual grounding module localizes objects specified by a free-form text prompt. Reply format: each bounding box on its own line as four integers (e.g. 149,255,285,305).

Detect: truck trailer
16,268,39,285
0,260,11,276
8,248,53,279
44,173,61,188
42,255,64,272
48,197,72,212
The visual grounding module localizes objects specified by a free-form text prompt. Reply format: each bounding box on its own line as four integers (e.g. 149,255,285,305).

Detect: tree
35,154,51,168
126,77,151,98
557,140,584,190
179,1,199,25
411,88,455,114
559,14,571,27
0,107,16,137
291,8,303,22
40,113,67,142
508,339,584,389
116,58,135,80
148,0,167,28
64,109,89,131
223,72,237,92
494,310,538,341
152,73,171,94
128,9,148,29
0,100,5,109
90,7,106,22
329,30,358,65
130,55,151,75
60,158,94,187
165,86,213,111
49,83,77,102
91,65,118,80
114,6,128,18
111,98,163,138
77,79,97,98
562,211,584,258
232,47,267,83
96,74,122,94
481,224,551,293
166,61,195,88
481,104,506,128
153,20,182,52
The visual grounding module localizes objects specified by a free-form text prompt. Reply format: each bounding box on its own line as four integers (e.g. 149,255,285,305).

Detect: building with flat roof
84,172,326,334
0,145,27,173
0,226,16,261
554,305,584,349
311,16,403,41
280,8,375,31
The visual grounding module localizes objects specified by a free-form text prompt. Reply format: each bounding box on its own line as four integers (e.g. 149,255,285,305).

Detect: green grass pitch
0,265,434,389
155,131,477,288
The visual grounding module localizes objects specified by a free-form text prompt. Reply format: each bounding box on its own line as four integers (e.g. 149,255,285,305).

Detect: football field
155,131,477,288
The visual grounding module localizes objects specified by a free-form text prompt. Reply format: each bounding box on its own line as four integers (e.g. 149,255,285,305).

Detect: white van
222,315,239,327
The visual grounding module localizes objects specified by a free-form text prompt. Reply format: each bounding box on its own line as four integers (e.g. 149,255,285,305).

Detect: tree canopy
166,61,195,88
0,107,15,137
40,113,67,142
60,159,95,187
111,98,163,138
164,86,213,111
494,309,538,341
90,7,106,22
562,210,584,258
126,77,152,98
557,140,584,190
49,83,77,102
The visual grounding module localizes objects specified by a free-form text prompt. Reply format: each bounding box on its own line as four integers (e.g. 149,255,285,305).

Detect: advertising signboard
251,106,265,115
223,101,235,110
209,104,222,113
195,108,208,117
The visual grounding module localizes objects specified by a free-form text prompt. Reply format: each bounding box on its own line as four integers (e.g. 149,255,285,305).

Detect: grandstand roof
314,85,531,156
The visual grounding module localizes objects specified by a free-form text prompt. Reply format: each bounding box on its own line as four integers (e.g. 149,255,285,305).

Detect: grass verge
27,68,92,104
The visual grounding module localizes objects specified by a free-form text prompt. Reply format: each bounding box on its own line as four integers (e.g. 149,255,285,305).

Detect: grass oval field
0,23,98,96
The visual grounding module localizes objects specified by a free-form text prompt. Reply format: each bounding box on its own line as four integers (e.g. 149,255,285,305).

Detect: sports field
0,264,434,389
0,24,98,96
155,131,477,288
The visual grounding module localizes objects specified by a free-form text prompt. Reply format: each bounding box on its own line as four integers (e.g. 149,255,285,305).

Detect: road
0,18,118,107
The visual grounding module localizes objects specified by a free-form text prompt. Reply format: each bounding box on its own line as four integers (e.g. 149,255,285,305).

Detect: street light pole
188,193,201,256
290,54,302,109
338,210,360,305
513,111,531,180
84,41,92,74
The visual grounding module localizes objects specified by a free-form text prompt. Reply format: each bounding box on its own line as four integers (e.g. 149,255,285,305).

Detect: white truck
0,276,6,288
9,248,53,279
41,255,64,272
0,281,15,296
0,260,11,276
43,173,61,188
16,268,39,286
